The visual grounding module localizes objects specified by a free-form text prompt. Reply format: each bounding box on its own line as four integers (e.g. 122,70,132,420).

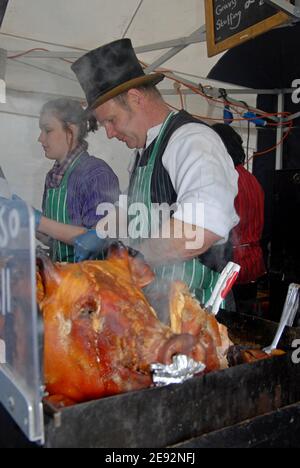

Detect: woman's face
38,113,75,163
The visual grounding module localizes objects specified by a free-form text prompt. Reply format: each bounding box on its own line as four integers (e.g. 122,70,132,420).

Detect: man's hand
73,229,107,262
0,194,42,229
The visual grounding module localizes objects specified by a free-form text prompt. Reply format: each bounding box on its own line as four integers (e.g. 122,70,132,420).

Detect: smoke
94,195,210,324
96,195,205,252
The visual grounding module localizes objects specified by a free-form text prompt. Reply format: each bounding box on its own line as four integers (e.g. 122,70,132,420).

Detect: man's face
94,97,147,149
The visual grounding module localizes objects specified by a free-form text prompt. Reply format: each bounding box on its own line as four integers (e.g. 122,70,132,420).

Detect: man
71,39,239,320
212,123,266,314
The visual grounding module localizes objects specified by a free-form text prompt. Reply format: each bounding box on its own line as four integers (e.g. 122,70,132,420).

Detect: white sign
292,339,300,364
292,79,300,104
0,206,21,248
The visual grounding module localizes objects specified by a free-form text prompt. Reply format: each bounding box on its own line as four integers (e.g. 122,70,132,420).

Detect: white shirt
145,120,239,242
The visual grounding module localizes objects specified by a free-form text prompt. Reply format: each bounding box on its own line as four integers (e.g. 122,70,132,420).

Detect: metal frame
142,27,206,73
0,367,44,444
4,24,298,170
276,92,285,170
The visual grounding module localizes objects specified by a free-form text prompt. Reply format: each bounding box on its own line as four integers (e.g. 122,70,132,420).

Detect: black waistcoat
129,110,232,272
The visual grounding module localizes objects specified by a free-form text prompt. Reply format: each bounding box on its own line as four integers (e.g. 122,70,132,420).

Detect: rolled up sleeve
163,124,239,240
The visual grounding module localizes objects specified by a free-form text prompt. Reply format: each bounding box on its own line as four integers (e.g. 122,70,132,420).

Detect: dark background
208,22,300,321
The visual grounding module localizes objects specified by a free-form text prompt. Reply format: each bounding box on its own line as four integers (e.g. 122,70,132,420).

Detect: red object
232,165,266,284
221,271,240,299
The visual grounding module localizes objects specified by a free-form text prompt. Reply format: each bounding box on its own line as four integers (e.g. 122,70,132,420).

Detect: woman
36,98,120,262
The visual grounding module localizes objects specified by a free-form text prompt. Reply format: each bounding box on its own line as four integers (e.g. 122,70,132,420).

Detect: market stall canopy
0,0,223,100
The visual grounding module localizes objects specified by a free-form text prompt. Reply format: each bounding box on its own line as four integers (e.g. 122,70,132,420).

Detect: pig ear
107,242,155,288
127,248,155,289
36,254,62,295
129,256,155,288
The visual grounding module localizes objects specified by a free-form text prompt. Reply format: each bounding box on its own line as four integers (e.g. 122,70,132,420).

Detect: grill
0,310,300,448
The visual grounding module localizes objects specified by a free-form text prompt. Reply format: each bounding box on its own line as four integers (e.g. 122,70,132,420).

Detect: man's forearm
137,219,221,267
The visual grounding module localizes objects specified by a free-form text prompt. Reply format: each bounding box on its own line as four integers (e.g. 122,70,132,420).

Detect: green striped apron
128,112,220,305
44,156,82,263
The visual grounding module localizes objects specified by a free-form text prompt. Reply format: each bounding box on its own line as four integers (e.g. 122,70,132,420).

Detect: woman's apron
44,156,82,263
128,112,220,314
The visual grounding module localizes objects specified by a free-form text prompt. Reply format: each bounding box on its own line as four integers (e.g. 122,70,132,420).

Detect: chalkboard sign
0,0,9,28
205,0,289,57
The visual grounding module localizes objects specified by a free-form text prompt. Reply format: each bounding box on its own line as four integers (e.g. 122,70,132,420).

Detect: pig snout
158,333,197,364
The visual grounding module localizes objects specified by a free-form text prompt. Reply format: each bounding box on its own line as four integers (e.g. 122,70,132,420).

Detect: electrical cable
6,50,292,126
8,47,75,64
247,120,293,160
0,31,86,51
8,48,49,59
4,46,294,158
140,59,293,127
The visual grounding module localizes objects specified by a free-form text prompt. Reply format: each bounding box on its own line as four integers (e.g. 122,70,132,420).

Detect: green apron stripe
208,270,214,290
62,191,68,224
181,260,186,284
171,264,177,283
56,189,63,262
56,189,62,222
44,155,82,263
50,190,55,220
189,259,196,289
142,169,148,204
45,192,49,217
62,191,70,262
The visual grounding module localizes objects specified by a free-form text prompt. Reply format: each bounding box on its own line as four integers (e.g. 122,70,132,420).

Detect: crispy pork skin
37,244,198,404
169,281,233,371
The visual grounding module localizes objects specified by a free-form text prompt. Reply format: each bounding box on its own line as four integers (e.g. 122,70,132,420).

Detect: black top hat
71,38,164,111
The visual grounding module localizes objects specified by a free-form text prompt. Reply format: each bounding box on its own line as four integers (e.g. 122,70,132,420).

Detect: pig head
37,243,197,405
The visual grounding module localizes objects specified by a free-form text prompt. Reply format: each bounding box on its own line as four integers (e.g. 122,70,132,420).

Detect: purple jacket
43,152,120,228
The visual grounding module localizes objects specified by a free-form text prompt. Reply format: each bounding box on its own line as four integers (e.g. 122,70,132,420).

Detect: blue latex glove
11,194,42,229
74,229,107,262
